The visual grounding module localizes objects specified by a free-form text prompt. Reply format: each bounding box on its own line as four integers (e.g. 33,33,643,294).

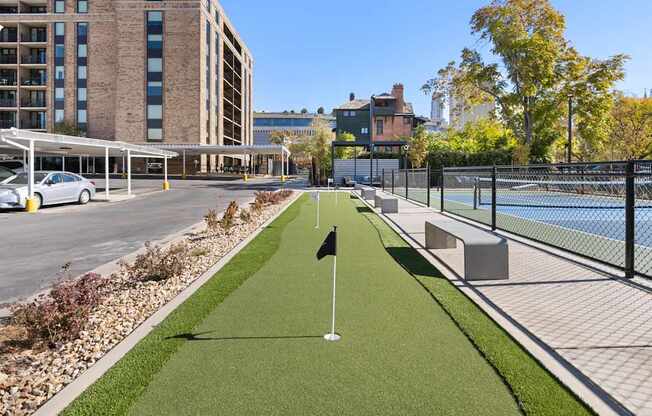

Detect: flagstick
315,194,320,229
324,227,340,342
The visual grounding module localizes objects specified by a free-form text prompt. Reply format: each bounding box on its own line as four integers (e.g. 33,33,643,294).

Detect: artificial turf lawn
65,193,592,416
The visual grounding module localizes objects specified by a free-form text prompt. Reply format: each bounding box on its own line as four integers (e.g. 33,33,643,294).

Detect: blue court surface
442,190,652,247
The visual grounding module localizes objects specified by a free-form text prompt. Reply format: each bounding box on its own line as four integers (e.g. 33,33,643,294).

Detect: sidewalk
370,191,652,416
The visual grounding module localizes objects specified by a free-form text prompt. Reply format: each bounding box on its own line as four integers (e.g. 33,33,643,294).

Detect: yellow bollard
281,175,286,182
243,174,248,182
163,181,170,191
25,197,39,213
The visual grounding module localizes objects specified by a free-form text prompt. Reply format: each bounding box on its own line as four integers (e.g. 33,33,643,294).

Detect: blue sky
221,0,651,117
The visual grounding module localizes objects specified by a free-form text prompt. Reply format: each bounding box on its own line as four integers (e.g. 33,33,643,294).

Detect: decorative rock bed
0,193,295,416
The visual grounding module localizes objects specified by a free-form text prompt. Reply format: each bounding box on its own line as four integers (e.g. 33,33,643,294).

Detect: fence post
440,167,445,213
391,170,395,194
491,165,497,231
382,169,385,191
426,164,431,207
625,160,635,279
405,169,409,200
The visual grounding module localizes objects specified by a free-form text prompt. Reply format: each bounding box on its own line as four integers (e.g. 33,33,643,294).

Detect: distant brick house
334,84,418,145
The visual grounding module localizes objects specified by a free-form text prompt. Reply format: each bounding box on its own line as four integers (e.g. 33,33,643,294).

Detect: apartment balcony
0,7,18,15
21,120,46,130
21,55,46,65
21,78,46,86
21,33,47,43
0,34,17,43
0,99,17,107
21,98,45,108
0,77,17,86
0,56,17,65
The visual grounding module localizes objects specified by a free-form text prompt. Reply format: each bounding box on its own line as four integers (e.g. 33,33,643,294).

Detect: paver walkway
372,191,652,416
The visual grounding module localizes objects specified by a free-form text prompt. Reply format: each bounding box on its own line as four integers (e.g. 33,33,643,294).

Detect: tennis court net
474,176,652,209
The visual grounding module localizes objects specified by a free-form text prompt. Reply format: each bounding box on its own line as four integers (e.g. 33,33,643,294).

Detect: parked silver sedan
0,171,96,210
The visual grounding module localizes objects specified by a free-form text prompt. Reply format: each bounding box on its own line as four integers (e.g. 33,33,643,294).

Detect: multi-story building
449,96,495,130
253,112,335,146
0,0,253,173
334,84,416,144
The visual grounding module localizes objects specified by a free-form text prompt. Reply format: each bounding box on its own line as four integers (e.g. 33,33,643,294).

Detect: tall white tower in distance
431,93,447,127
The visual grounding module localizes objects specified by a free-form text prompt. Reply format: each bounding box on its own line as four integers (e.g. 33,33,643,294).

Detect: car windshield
0,166,14,180
4,172,48,185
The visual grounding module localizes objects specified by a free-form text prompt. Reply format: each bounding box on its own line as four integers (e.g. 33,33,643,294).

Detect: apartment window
376,119,384,135
146,11,164,141
54,0,64,13
77,0,88,13
53,22,65,124
361,127,368,135
76,23,88,135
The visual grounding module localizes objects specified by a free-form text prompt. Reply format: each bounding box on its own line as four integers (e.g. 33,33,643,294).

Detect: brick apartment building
0,0,253,173
334,84,416,145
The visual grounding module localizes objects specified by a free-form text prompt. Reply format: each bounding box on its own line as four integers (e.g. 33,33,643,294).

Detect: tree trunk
523,97,533,145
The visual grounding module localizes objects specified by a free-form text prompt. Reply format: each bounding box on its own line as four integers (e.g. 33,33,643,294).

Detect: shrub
122,241,190,283
251,198,264,214
254,190,293,207
11,272,106,346
190,247,209,257
220,201,239,231
204,209,220,233
239,208,252,223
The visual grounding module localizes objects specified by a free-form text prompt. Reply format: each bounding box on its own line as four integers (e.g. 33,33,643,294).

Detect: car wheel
78,190,91,205
33,193,42,210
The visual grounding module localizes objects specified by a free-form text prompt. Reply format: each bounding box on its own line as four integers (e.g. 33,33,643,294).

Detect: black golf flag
317,227,337,260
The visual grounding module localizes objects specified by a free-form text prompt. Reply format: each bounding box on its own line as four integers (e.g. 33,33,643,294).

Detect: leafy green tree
317,107,325,115
335,131,356,159
269,130,295,146
290,118,334,185
606,95,652,159
423,0,627,162
407,125,430,168
300,108,308,114
53,121,83,137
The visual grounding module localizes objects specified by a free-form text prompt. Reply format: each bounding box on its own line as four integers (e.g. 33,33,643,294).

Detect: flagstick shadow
165,332,323,342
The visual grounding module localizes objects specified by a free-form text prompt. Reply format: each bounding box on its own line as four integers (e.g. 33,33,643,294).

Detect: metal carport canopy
141,143,290,156
0,128,178,206
142,143,292,178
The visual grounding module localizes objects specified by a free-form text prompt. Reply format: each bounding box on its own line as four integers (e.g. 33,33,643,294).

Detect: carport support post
163,157,170,191
25,139,37,212
127,149,132,196
182,150,186,179
104,147,110,200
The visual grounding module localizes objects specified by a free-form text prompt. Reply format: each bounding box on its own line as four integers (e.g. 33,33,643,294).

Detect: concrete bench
425,220,509,281
379,197,398,214
361,188,376,201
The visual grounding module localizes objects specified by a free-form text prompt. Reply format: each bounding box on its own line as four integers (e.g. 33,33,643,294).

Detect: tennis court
382,163,652,276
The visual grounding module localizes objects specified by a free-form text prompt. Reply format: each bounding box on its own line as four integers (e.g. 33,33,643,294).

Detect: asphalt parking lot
0,177,294,305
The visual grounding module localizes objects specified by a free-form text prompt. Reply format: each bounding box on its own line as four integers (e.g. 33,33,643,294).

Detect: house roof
335,99,371,111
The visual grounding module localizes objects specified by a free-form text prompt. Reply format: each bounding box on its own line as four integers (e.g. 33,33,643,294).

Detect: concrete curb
33,190,303,416
353,191,629,416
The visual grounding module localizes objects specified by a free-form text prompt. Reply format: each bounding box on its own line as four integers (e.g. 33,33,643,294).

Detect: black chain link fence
380,161,652,279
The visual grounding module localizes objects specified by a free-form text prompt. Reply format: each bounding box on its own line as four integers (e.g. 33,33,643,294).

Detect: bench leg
425,222,457,249
464,244,509,280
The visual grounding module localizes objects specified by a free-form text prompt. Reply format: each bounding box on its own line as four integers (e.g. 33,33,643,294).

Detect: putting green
127,193,521,416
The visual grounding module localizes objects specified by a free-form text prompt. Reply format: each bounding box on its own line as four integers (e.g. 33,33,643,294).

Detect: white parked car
0,166,15,184
0,159,27,174
0,171,96,210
